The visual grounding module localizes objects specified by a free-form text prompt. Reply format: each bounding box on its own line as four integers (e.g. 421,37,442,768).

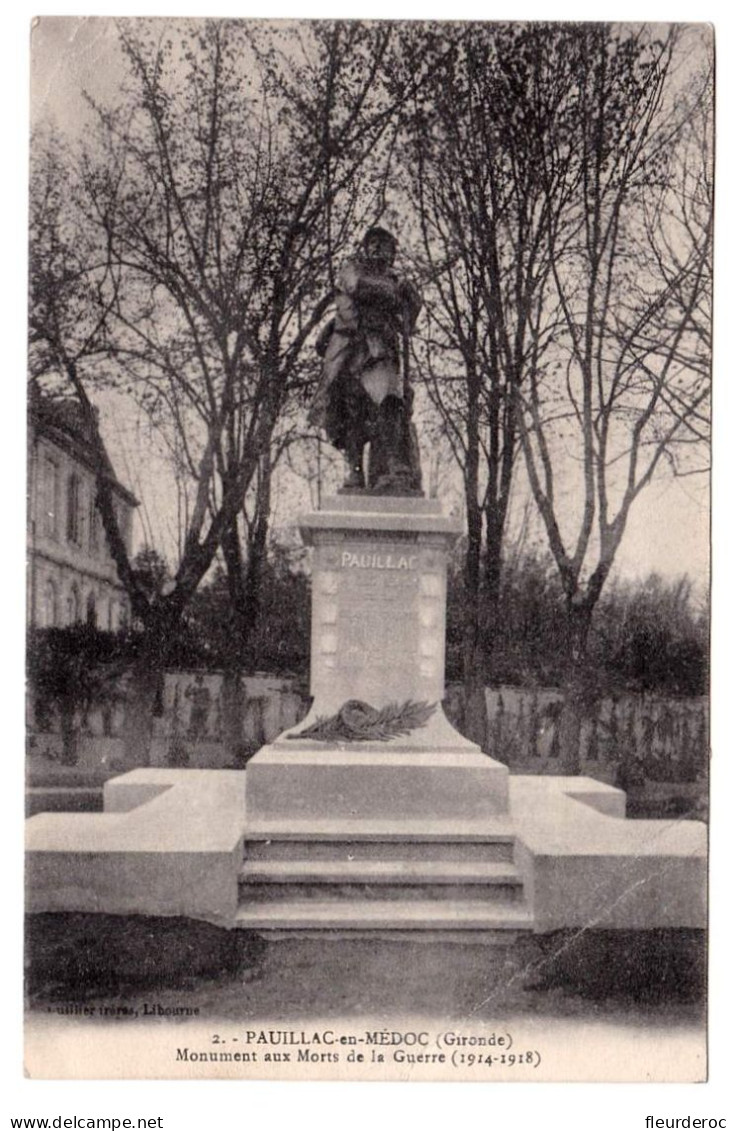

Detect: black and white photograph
23,14,713,1086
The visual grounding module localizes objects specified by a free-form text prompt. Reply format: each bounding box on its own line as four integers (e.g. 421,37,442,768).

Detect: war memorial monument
26,227,705,941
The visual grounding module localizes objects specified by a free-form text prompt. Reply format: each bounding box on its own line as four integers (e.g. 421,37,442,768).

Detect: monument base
24,498,706,938
26,768,706,936
245,745,509,823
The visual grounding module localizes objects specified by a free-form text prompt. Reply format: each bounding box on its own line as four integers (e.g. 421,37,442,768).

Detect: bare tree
29,128,143,606
31,21,710,769
29,18,445,760
396,24,710,762
398,24,580,743
511,24,712,769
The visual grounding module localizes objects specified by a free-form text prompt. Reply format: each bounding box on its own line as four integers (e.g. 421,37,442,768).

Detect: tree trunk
59,708,79,766
120,608,175,766
121,662,162,767
240,501,269,671
221,460,272,670
220,667,246,766
461,475,488,749
221,517,250,660
483,503,505,683
558,599,595,775
464,674,489,753
219,467,272,761
218,517,250,766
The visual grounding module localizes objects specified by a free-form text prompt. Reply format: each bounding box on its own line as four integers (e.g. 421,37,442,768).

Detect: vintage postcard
25,16,712,1083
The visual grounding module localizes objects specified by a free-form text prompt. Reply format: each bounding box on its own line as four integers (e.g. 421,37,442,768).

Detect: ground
24,914,706,1081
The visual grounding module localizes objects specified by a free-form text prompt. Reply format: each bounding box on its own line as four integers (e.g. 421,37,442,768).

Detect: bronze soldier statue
309,227,423,493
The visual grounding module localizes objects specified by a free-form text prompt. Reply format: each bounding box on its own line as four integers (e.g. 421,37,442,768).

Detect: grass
25,914,706,1025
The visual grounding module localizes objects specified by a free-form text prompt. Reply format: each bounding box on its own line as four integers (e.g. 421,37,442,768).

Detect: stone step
244,816,514,843
244,841,515,864
239,859,522,885
234,898,534,932
240,883,525,903
243,838,514,864
243,818,516,865
239,859,525,904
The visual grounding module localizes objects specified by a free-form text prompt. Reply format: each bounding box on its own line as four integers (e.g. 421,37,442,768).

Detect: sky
4,1,735,1129
28,15,711,590
30,17,124,132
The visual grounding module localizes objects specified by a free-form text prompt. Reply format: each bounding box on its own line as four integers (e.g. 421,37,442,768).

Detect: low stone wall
28,671,310,772
26,769,246,924
444,684,708,786
28,674,707,791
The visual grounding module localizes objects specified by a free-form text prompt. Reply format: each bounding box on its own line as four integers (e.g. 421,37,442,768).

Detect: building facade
27,391,138,631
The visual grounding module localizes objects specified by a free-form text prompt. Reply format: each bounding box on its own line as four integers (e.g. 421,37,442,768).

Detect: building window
67,584,81,625
114,499,132,553
66,473,81,545
41,579,58,627
89,489,100,554
42,457,60,539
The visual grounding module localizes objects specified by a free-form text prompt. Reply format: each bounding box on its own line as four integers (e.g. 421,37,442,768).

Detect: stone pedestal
301,494,459,715
246,494,510,824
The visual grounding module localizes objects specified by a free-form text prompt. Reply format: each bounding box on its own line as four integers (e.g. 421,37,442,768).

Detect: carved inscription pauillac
340,551,418,570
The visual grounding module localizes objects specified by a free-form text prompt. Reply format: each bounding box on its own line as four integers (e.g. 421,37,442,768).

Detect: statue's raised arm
309,227,423,494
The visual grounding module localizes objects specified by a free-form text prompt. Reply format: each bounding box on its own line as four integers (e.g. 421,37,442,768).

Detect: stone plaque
303,500,457,714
